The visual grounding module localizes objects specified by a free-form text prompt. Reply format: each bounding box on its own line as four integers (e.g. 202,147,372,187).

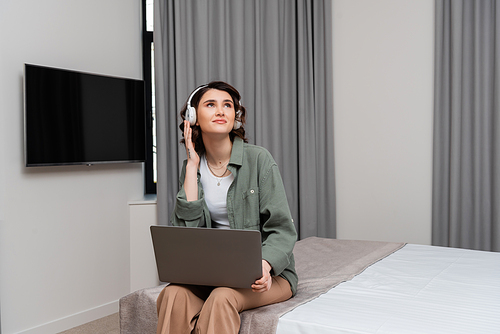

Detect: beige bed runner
120,237,404,334
239,237,404,334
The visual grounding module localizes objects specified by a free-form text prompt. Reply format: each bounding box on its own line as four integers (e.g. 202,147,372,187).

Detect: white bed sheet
277,244,500,334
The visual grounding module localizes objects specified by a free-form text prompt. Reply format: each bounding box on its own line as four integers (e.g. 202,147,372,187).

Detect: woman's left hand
251,260,273,293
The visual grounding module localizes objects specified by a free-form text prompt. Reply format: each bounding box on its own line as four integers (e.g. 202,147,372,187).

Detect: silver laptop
150,226,262,289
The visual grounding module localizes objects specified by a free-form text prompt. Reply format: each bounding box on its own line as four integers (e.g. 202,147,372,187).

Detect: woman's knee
165,285,195,301
205,287,241,310
158,285,193,309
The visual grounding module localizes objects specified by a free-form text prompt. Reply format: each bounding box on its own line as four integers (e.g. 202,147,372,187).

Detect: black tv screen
24,64,146,167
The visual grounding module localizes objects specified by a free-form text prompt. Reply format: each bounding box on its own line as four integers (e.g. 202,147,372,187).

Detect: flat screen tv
24,63,146,167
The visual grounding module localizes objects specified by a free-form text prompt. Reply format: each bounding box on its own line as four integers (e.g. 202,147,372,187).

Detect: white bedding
277,244,500,334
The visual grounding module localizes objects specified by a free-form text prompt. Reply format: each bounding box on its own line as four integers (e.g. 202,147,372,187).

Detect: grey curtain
154,0,335,239
433,0,500,251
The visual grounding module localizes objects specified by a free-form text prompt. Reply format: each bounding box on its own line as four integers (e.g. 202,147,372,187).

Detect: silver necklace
207,162,228,186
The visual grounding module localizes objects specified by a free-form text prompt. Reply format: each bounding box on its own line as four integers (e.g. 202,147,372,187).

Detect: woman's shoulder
242,141,272,156
242,142,277,166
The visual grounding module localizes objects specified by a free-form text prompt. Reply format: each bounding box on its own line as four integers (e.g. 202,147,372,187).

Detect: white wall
333,0,434,244
0,1,143,333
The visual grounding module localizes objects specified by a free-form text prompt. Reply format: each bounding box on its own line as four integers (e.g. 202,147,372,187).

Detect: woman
156,81,297,334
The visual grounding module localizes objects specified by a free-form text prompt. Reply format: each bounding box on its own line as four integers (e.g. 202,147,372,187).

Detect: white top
199,155,234,229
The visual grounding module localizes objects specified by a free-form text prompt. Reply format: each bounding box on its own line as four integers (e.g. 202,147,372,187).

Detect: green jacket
172,137,298,295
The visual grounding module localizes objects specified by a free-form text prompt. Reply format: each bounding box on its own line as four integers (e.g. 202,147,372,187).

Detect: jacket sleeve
170,161,207,227
258,161,297,277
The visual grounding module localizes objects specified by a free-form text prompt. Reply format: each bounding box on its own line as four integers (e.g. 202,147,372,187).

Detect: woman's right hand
183,120,199,202
184,120,200,168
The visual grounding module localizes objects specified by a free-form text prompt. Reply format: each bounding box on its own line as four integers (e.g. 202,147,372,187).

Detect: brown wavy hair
179,81,248,157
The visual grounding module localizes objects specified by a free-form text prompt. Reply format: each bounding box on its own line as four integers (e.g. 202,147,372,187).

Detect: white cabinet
129,198,159,292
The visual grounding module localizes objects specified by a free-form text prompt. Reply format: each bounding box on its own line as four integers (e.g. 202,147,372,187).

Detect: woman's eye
224,103,233,108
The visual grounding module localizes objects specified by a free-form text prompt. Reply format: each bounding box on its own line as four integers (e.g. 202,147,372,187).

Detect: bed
119,237,500,334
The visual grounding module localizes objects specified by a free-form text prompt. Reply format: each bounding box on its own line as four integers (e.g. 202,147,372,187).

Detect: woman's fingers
251,277,271,292
252,260,273,293
184,120,191,143
184,120,199,165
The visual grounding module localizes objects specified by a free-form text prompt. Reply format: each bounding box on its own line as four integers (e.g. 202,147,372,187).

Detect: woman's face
196,89,236,136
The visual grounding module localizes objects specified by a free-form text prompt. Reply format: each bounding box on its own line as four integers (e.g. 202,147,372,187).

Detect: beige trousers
156,276,292,334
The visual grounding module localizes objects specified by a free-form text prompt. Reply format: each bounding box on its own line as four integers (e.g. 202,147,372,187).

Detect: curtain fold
155,0,335,239
433,0,500,251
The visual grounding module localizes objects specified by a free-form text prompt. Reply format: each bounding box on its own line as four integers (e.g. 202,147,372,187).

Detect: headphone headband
187,84,208,109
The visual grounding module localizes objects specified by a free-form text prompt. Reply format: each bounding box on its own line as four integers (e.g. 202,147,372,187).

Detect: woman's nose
215,106,225,116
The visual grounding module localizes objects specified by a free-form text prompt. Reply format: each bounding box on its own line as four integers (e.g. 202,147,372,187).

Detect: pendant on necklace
217,181,221,186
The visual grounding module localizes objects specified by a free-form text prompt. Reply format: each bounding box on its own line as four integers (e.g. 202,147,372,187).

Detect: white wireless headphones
185,84,242,130
185,85,207,126
233,110,242,130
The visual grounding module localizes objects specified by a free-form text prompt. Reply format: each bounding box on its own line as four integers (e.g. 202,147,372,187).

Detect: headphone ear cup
186,106,197,126
185,84,207,126
233,110,242,130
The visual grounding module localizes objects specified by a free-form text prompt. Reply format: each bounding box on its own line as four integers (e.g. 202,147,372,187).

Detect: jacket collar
229,137,244,167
